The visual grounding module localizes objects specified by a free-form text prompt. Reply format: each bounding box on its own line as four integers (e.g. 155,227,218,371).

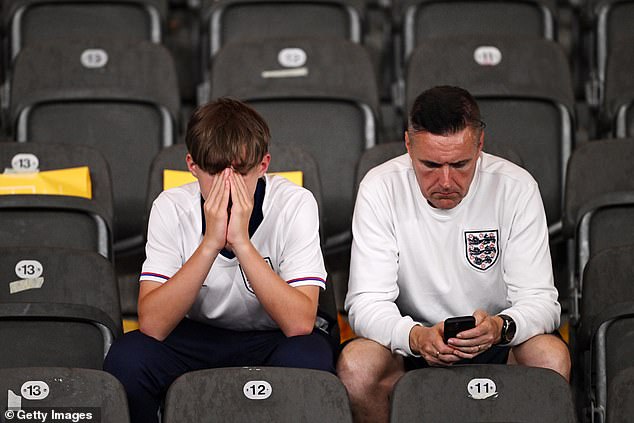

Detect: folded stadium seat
162,367,352,422
390,364,576,423
405,36,575,239
603,39,634,138
198,0,364,86
145,143,341,344
0,142,113,259
207,37,379,256
0,367,130,422
397,0,558,61
562,138,634,322
2,0,167,61
9,38,180,254
0,246,122,369
607,366,634,423
574,245,634,423
584,0,634,109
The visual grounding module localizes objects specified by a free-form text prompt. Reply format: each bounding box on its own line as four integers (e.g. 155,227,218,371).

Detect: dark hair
185,98,270,174
408,86,485,137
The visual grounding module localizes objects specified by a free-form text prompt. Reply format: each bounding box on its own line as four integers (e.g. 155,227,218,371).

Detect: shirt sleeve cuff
391,316,421,356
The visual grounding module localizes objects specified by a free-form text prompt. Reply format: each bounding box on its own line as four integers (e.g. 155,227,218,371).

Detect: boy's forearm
138,243,221,340
234,242,319,337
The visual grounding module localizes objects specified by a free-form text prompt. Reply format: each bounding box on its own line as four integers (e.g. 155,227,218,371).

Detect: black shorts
403,345,511,370
402,330,564,370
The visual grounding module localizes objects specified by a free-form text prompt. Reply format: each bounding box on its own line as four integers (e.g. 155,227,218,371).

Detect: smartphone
443,315,476,343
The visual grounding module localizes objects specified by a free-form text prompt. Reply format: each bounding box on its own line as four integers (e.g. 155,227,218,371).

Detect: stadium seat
390,364,576,423
575,245,634,423
0,142,113,259
0,367,130,423
607,366,634,423
162,366,352,422
562,138,634,322
207,36,379,253
3,0,167,61
584,0,634,108
198,0,363,76
603,39,634,137
0,246,122,369
398,0,558,61
9,38,180,253
405,36,575,237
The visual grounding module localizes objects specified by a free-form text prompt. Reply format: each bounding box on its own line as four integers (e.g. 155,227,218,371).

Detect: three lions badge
465,230,499,271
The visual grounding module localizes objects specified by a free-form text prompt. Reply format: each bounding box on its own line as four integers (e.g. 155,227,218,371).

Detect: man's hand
444,309,503,359
409,324,461,366
202,168,231,252
226,170,254,251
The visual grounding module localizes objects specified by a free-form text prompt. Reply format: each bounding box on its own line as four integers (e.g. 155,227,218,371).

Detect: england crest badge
465,230,499,271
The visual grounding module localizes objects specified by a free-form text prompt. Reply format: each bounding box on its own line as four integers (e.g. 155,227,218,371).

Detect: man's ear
186,154,199,178
258,153,271,176
405,131,411,153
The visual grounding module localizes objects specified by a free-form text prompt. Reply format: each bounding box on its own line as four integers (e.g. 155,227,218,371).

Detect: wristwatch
498,314,516,345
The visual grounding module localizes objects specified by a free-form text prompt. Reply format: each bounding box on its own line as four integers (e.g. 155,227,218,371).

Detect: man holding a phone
337,86,570,423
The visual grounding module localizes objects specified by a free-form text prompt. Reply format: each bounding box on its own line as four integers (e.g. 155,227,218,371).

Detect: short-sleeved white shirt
141,174,327,331
346,152,561,356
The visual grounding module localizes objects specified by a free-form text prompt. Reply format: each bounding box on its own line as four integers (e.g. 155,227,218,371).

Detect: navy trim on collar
200,177,266,259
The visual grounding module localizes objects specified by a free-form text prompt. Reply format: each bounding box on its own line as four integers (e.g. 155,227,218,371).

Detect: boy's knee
103,331,153,380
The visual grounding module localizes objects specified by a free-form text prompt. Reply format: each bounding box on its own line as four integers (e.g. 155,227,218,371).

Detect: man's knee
337,338,404,394
510,334,571,381
269,331,336,373
104,330,160,385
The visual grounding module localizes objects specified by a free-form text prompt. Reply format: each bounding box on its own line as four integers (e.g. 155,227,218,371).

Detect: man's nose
439,165,452,187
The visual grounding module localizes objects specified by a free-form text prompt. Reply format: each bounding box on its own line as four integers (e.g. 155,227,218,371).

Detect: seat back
604,39,634,137
563,138,634,321
200,0,363,67
576,245,634,423
208,37,379,251
3,0,167,60
399,0,557,60
0,246,122,369
0,367,130,423
0,142,114,259
586,0,634,107
406,36,575,234
607,366,634,423
10,38,180,252
390,364,576,423
163,367,352,422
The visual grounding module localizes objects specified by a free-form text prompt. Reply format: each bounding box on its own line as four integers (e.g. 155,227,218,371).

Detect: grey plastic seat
0,367,130,422
585,0,634,108
9,38,180,253
199,0,364,75
603,39,634,137
575,245,634,423
405,35,575,237
0,246,122,369
0,142,114,259
3,0,167,61
390,364,576,423
207,36,379,253
607,366,634,423
398,0,558,61
562,138,634,322
163,367,352,422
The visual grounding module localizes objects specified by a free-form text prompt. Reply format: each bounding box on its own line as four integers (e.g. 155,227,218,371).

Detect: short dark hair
185,98,270,174
408,86,485,137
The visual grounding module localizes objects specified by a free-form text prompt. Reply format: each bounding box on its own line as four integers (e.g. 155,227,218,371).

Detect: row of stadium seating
2,133,634,421
1,365,581,422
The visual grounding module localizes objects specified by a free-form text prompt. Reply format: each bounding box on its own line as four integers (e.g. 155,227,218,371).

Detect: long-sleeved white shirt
346,152,560,356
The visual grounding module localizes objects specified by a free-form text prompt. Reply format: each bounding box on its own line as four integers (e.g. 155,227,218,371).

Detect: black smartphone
443,315,476,343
